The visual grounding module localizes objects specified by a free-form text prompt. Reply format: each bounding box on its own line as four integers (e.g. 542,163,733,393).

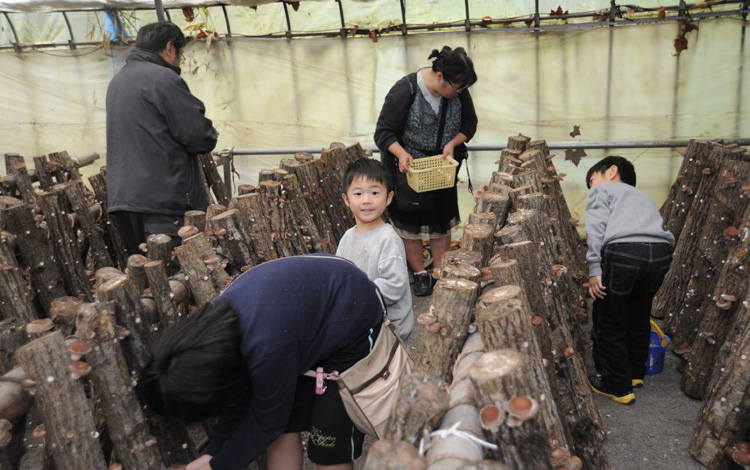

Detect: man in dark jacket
106,22,218,255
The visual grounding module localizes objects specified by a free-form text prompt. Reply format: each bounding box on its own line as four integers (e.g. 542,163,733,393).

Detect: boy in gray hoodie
584,156,674,405
337,158,414,341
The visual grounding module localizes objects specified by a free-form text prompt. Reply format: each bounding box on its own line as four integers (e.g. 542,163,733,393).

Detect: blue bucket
646,321,670,375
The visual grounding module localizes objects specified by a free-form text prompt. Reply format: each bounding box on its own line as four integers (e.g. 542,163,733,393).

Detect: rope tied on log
418,421,498,455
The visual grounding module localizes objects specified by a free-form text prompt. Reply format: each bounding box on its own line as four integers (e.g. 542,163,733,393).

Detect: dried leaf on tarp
569,125,581,138
88,24,97,41
657,6,666,20
565,148,586,166
348,25,359,37
249,5,257,11
481,16,492,22
682,20,699,33
673,35,688,56
525,17,534,27
368,30,378,43
550,6,568,16
206,32,213,52
290,2,300,11
182,7,195,22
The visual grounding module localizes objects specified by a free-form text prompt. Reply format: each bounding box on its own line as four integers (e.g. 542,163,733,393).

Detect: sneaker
413,272,433,297
632,379,644,389
589,375,635,405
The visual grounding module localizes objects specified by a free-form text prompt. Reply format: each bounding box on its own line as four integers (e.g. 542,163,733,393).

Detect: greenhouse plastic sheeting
0,19,748,221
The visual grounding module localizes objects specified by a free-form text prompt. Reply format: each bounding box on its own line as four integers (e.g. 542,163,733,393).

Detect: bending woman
374,46,478,296
138,255,384,470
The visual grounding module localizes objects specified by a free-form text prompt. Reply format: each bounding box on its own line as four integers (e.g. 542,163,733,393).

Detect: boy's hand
588,275,606,299
186,454,213,470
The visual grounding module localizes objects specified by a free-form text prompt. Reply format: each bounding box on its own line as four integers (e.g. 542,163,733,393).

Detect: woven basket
406,155,458,193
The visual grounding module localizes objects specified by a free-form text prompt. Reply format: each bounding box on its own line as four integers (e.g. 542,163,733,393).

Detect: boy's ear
386,191,394,206
606,165,621,182
341,193,350,208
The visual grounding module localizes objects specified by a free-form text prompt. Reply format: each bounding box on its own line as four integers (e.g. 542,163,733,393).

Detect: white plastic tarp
0,19,748,224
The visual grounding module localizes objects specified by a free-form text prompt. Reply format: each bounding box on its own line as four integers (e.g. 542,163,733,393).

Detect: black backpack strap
465,161,473,194
408,72,418,109
435,98,448,154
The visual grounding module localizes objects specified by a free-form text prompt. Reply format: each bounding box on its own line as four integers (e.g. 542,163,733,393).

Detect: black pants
109,211,183,257
591,242,673,394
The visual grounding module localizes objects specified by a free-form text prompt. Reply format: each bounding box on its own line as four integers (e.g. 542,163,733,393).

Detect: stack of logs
651,140,750,470
0,143,365,468
364,135,610,470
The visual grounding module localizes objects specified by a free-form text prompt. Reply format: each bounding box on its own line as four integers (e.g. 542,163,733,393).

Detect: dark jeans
109,211,183,257
591,242,673,394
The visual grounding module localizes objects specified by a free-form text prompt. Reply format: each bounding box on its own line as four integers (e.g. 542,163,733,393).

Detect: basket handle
650,320,668,348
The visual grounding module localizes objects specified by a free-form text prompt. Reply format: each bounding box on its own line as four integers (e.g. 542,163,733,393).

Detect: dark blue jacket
105,48,217,215
205,255,384,470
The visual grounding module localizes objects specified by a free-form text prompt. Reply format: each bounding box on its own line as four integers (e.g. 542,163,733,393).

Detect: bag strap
435,98,448,154
408,72,418,109
303,317,396,381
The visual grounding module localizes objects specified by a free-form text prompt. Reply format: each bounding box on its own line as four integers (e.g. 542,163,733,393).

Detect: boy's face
342,176,393,231
588,165,621,188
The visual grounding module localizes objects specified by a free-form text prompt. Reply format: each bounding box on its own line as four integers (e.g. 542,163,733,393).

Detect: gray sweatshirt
336,224,414,341
584,182,675,277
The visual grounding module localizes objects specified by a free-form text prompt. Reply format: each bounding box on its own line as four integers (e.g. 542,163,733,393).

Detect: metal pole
222,5,232,38
3,12,21,53
62,11,77,49
282,2,292,40
399,0,407,35
221,151,233,196
336,0,347,39
154,0,166,23
464,0,471,32
212,139,750,157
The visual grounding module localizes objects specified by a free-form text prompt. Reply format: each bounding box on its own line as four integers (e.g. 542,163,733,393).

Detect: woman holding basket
374,45,478,296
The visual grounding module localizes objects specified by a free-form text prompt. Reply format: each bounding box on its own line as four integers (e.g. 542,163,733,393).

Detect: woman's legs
267,432,304,470
402,238,425,272
267,433,354,470
429,235,451,272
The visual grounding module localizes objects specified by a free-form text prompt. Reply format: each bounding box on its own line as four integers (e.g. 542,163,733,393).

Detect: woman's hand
442,141,456,160
397,153,414,173
186,454,213,470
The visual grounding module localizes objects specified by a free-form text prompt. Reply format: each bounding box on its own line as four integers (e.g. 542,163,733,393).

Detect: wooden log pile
369,135,605,470
0,143,365,469
649,140,750,470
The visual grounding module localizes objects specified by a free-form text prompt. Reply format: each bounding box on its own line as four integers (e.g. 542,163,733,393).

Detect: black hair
135,22,187,54
138,298,250,422
342,158,392,194
428,46,478,90
585,156,637,188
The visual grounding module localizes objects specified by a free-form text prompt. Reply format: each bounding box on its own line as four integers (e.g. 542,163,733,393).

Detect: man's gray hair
135,22,187,54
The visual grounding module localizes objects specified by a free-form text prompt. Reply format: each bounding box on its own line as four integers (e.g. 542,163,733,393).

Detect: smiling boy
336,158,414,341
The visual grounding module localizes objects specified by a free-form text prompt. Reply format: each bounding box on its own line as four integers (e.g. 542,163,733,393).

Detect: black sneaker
589,375,635,405
413,272,433,297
